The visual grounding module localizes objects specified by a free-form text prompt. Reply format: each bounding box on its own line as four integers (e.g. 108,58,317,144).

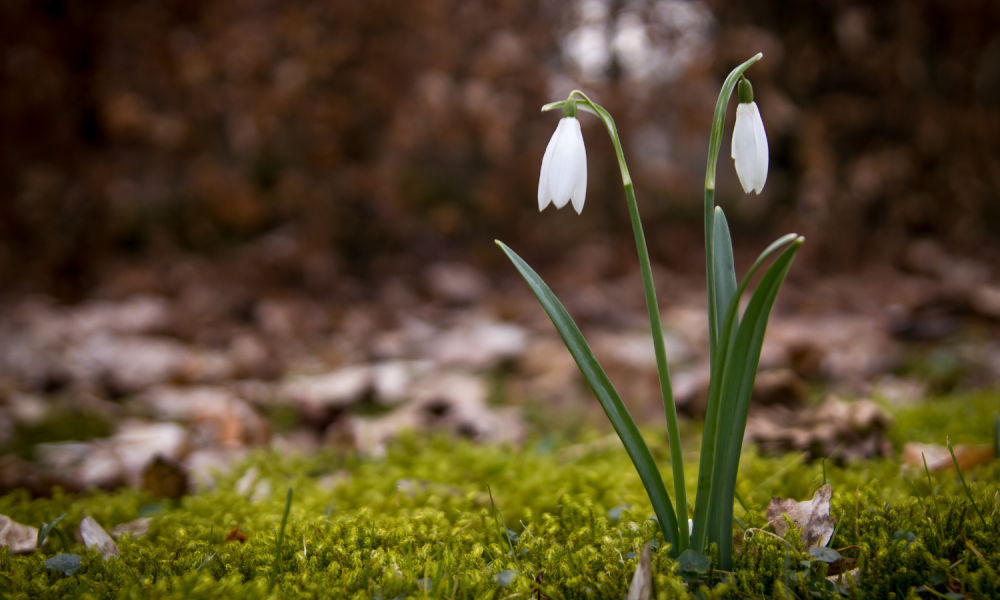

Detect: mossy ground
1,391,998,599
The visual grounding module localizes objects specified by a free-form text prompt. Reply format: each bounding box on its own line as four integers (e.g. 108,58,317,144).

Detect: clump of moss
1,390,998,598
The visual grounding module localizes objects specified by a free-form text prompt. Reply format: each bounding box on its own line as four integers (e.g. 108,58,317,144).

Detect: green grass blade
947,439,988,528
691,233,799,552
269,487,294,592
711,240,802,569
497,240,681,555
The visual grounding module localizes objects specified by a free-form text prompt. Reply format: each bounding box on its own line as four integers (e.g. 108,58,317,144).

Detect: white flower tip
538,117,587,214
732,101,768,195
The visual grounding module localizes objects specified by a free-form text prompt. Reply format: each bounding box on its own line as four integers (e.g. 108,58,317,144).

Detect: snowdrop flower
731,78,768,194
538,103,587,214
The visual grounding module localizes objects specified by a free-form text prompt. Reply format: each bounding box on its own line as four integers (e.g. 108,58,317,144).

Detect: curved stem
704,53,762,365
557,90,689,552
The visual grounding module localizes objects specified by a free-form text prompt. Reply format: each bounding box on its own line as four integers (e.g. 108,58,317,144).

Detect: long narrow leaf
497,240,681,554
712,207,738,350
705,242,800,553
691,233,799,551
711,239,803,569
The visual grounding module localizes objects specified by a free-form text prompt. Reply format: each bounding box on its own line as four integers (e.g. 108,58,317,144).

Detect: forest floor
2,235,1000,597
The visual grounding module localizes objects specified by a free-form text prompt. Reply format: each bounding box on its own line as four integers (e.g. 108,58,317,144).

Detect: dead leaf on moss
79,516,119,560
110,517,152,539
902,442,995,473
766,484,836,549
225,525,247,543
625,542,652,600
745,397,893,460
0,514,38,554
142,455,189,499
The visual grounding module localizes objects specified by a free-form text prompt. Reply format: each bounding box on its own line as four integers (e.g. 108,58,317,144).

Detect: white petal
538,122,561,211
732,103,758,194
750,102,769,193
549,118,583,209
569,124,587,213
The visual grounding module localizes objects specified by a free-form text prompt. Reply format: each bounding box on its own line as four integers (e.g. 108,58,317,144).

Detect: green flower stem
545,91,688,552
692,53,763,553
704,53,761,363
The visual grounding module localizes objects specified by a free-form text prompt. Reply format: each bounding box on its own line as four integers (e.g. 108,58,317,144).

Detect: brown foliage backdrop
2,0,1000,296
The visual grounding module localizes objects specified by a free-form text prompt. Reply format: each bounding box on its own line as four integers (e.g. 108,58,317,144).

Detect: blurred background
2,0,1000,495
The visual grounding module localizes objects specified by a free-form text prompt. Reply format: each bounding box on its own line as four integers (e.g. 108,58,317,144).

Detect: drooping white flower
538,117,587,214
731,93,768,194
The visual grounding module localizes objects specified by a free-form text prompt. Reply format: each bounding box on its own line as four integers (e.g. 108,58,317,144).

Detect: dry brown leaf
625,542,652,600
766,484,836,549
225,525,247,543
80,516,119,560
745,397,893,461
0,514,39,554
902,442,995,473
142,455,189,499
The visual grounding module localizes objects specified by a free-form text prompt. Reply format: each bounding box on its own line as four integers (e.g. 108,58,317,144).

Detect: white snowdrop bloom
731,92,768,194
538,117,587,214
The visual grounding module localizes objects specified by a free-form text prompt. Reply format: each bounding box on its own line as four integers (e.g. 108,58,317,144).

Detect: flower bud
538,116,588,213
731,82,768,195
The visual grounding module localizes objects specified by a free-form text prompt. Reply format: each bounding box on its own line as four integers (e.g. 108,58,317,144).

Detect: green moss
889,389,1000,447
1,390,998,598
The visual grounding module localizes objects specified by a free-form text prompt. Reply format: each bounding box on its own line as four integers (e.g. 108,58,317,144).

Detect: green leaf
677,549,712,582
497,240,681,555
711,238,803,569
808,546,842,563
691,234,799,552
712,207,738,343
45,553,82,576
37,513,68,549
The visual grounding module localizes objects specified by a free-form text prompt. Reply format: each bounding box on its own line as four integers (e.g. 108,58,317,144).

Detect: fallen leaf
110,517,152,539
225,525,247,543
79,516,119,560
745,397,893,460
0,514,39,554
766,484,836,549
142,455,189,499
625,542,652,600
35,420,188,490
903,442,994,473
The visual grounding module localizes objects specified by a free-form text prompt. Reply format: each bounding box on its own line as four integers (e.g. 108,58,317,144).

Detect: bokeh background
2,0,1000,495
5,0,1000,293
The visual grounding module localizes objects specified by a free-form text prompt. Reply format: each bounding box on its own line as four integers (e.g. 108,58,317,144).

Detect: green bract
503,53,801,569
